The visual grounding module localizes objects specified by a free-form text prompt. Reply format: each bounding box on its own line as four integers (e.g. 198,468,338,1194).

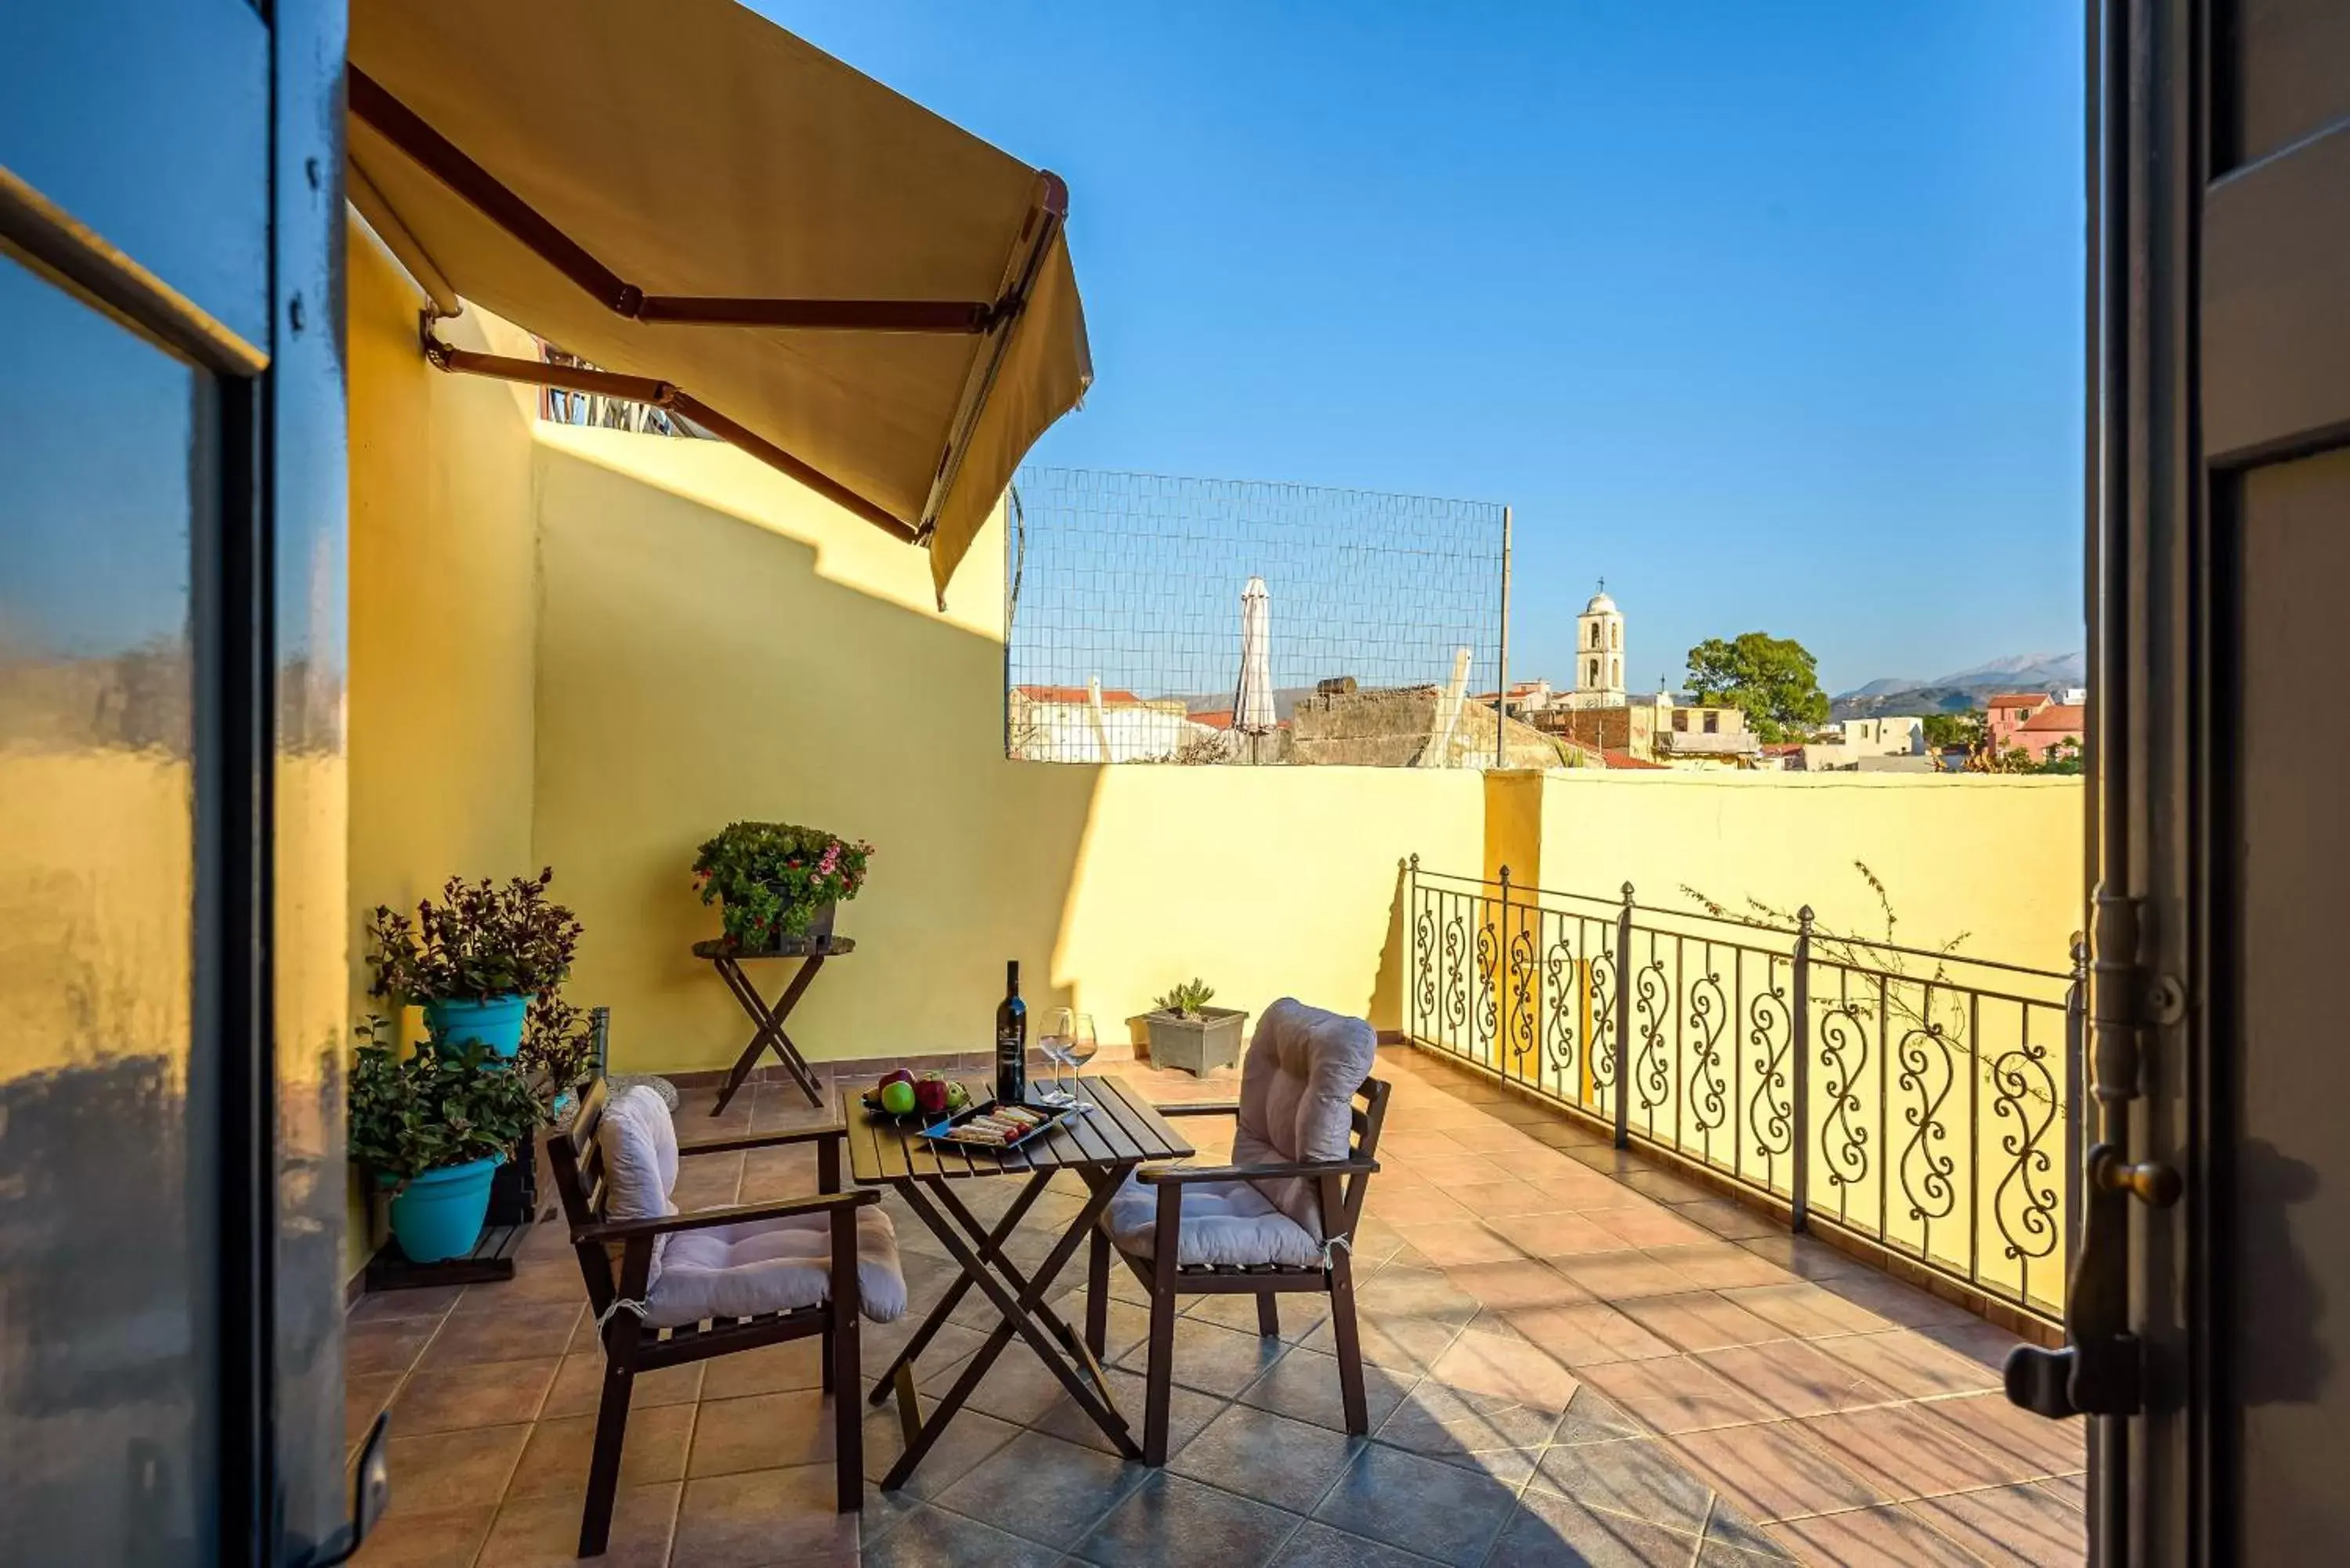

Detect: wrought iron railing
1404,859,2083,1325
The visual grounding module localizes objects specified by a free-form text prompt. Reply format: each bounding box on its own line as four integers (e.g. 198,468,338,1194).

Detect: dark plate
916,1097,1075,1150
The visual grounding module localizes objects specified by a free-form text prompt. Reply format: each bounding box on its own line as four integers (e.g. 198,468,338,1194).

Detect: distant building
1986,692,2055,749
1473,679,1555,718
1658,703,1762,767
1832,716,1925,757
1558,585,1626,706
1008,682,1225,762
2012,703,2087,764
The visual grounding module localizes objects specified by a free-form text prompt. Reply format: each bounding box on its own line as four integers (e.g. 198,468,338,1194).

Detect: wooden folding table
846,1075,1193,1490
693,935,852,1115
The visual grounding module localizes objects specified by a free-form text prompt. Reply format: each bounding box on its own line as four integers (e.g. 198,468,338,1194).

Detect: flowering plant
364,869,584,1003
692,821,873,950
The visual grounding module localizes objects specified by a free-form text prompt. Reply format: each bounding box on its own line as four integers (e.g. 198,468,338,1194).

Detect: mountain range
1832,652,2084,720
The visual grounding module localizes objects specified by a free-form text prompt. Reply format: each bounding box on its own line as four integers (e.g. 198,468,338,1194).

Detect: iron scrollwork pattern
1745,967,1795,1169
1632,941,1672,1129
1817,995,1875,1196
1540,912,1582,1091
1991,1039,2061,1263
1894,1015,1959,1227
1687,958,1732,1145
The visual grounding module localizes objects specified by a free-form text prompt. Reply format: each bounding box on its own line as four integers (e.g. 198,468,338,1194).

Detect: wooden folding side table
845,1076,1195,1490
693,935,853,1115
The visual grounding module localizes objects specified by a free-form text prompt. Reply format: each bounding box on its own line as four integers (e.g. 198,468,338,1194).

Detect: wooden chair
1087,1067,1390,1465
545,1078,888,1556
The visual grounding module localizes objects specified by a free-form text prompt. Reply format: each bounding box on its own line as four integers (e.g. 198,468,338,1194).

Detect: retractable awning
347,0,1091,599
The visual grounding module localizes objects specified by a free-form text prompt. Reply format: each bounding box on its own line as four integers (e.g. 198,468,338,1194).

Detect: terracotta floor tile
1526,1435,1715,1534
936,1428,1148,1549
1378,1378,1564,1478
1526,1169,1637,1207
345,1371,402,1454
1394,1219,1525,1266
687,1389,836,1477
1716,1281,1893,1339
1918,1317,2033,1371
1406,1153,1522,1187
1815,1270,1979,1329
1813,1329,2003,1400
1916,1393,2088,1480
1354,1263,1484,1324
1638,1243,1799,1292
1449,1178,1562,1216
1910,1483,2088,1566
859,1392,1023,1495
1429,1324,1584,1411
540,1352,707,1418
1314,1440,1521,1566
1368,1186,1477,1226
1300,1306,1464,1372
389,1357,559,1436
1585,1204,1721,1250
1677,1200,1782,1241
1236,1343,1415,1435
1166,1401,1360,1512
478,1481,679,1568
673,1464,859,1568
347,1319,439,1378
1077,1471,1308,1568
1617,1168,1720,1205
1499,1302,1679,1367
1552,1249,1703,1300
349,1285,463,1323
416,1301,583,1370
1574,1355,1771,1434
1379,1129,1473,1158
1795,1403,2022,1501
1762,1504,1982,1565
1441,1122,1551,1157
1486,1211,1631,1259
1614,1292,1790,1353
508,1403,696,1498
1669,1424,1885,1523
1689,1341,1893,1418
1733,1234,1868,1281
349,1502,495,1567
1441,1258,1593,1311
379,1423,530,1516
1490,1487,1705,1566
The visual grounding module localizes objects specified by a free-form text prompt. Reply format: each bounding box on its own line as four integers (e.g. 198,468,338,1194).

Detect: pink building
2012,703,2087,764
1985,691,2055,749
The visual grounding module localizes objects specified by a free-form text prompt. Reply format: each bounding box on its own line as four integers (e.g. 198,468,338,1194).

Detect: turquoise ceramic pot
422,993,531,1057
387,1156,501,1263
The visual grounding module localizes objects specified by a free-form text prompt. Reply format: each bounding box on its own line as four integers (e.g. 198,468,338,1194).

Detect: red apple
913,1078,951,1115
880,1068,915,1089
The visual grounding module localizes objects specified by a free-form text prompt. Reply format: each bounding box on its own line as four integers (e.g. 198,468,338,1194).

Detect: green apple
944,1080,971,1111
879,1079,917,1115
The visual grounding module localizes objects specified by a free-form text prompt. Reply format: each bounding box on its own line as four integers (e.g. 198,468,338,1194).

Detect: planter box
1144,1006,1248,1076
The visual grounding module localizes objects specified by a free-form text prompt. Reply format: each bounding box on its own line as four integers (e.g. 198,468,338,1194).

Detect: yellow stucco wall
342,220,543,1275
525,425,1484,1071
1537,768,2084,971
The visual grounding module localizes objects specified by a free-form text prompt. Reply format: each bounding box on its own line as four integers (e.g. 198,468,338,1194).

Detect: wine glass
1063,1013,1099,1108
1037,1006,1076,1106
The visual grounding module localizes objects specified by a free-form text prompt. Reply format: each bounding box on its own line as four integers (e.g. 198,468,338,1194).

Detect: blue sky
776,2,2085,695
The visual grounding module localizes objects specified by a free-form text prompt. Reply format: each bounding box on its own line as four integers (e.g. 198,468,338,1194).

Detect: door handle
2007,1140,2146,1419
2093,1147,2180,1208
291,1411,391,1567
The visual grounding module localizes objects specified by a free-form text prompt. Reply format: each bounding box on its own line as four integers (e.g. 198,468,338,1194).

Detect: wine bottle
995,960,1027,1105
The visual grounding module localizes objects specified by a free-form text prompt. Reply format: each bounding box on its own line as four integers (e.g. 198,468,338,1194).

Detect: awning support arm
421,324,918,544
914,174,1070,542
351,67,1024,335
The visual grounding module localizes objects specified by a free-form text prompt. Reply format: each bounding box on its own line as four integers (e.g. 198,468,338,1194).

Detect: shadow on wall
529,440,1103,1073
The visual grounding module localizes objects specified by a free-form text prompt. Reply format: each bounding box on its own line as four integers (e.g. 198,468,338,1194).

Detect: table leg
880,1169,1138,1489
709,955,829,1115
863,1169,1054,1407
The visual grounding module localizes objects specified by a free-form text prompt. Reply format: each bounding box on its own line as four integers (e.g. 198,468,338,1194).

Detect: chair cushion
645,1205,906,1328
1232,998,1376,1237
1098,1169,1325,1270
596,1085,681,1287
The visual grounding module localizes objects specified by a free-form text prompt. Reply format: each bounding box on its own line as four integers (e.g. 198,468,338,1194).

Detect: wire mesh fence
1005,467,1508,764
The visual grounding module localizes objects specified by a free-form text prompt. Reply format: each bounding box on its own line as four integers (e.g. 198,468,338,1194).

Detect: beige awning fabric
347,0,1090,599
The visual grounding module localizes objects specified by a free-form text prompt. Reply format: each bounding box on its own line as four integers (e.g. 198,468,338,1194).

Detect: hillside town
1009,579,2086,771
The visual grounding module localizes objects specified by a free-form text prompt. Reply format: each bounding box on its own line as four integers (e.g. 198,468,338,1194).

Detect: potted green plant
365,869,584,1057
692,822,873,951
349,1024,545,1263
1144,978,1249,1075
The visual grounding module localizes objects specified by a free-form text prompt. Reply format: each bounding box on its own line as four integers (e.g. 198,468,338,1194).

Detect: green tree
2026,735,2084,775
1683,631,1830,742
1921,711,1985,753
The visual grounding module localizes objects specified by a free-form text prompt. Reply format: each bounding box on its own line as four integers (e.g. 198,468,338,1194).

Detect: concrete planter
1144,1006,1248,1076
